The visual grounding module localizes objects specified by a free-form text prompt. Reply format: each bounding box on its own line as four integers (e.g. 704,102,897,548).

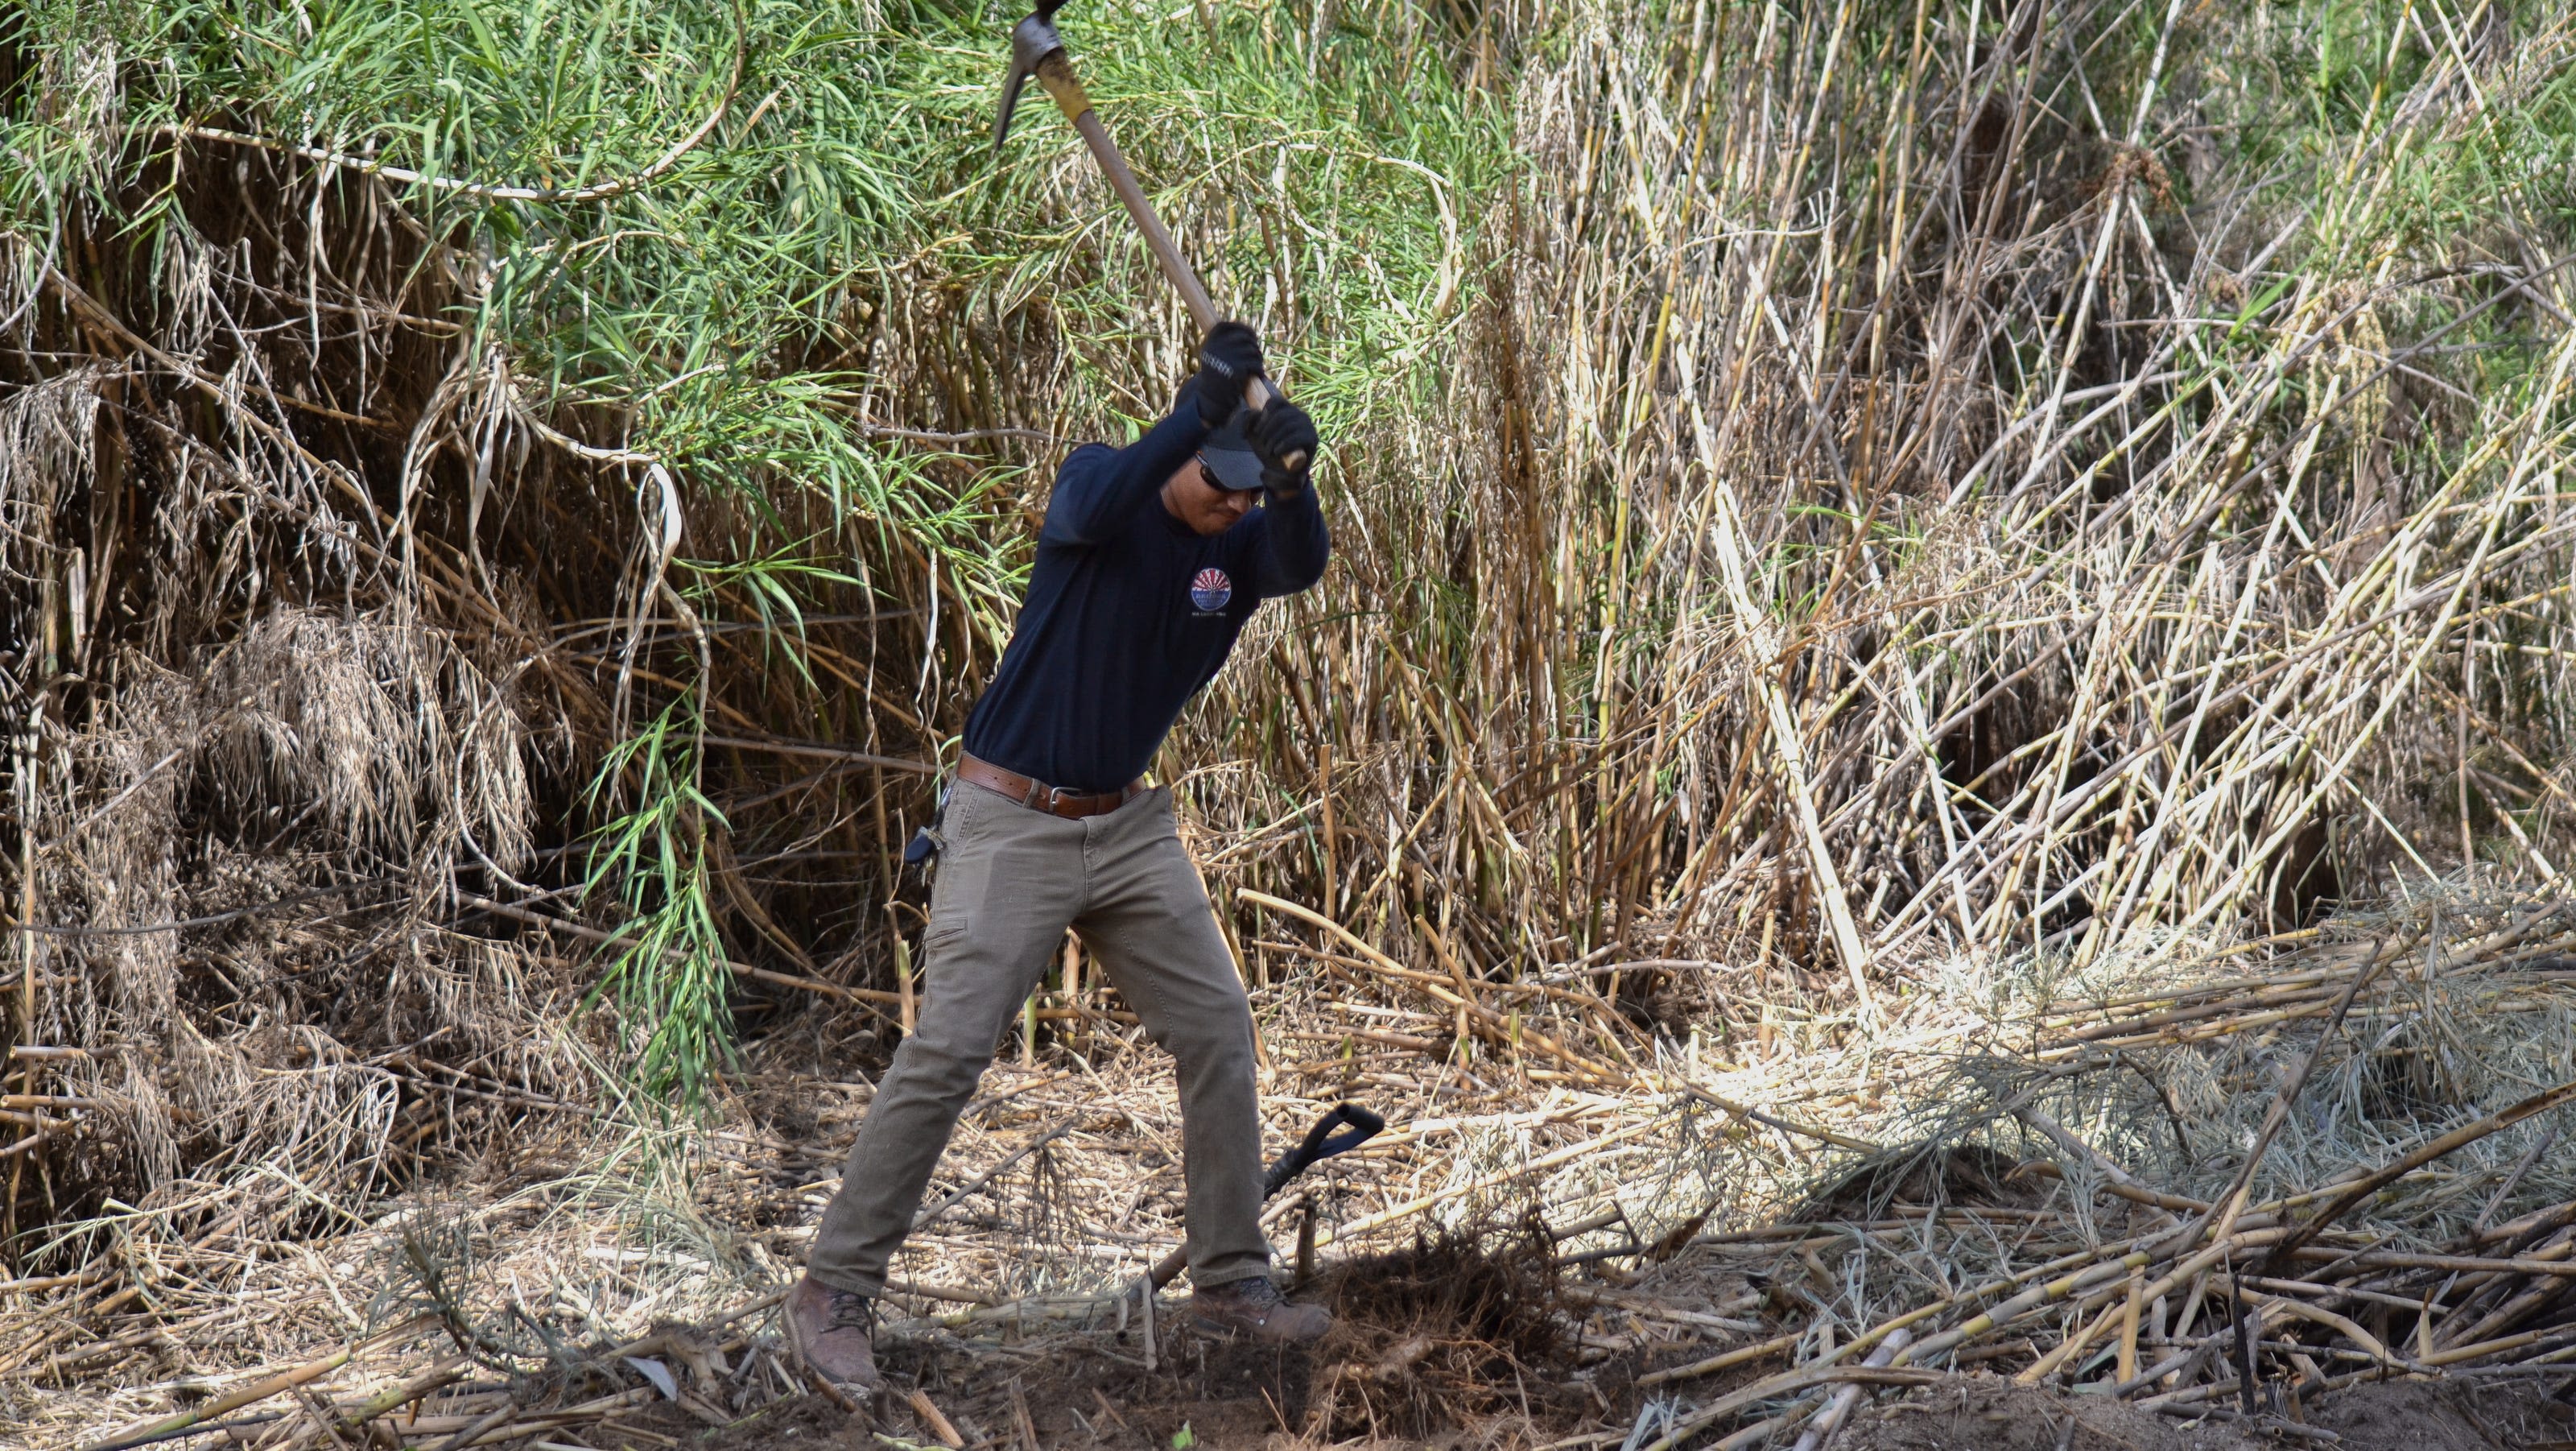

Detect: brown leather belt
957,753,1144,820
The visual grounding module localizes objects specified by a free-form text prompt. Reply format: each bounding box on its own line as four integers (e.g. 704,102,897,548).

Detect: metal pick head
992,3,1071,155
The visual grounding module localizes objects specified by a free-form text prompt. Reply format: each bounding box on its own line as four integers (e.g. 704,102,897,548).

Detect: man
786,322,1331,1391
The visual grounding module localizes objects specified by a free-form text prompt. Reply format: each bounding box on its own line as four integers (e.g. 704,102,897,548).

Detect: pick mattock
1146,1101,1385,1291
993,0,1306,469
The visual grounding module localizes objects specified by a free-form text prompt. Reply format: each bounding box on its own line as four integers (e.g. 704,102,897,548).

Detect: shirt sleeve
1239,480,1331,599
1039,404,1210,547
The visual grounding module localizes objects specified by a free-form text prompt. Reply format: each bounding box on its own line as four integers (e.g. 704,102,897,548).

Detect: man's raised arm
1245,395,1330,597
1041,409,1205,546
1043,323,1269,547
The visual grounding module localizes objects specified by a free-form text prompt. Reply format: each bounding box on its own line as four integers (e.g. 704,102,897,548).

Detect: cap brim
1199,443,1267,493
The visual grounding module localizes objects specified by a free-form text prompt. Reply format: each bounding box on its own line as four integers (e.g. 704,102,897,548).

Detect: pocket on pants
923,914,972,958
939,783,986,847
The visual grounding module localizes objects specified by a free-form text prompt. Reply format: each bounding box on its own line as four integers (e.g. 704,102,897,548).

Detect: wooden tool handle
1037,54,1306,472
1038,55,1214,327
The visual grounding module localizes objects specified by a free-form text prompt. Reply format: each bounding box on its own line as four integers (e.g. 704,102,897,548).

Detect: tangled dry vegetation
6,0,2576,1442
7,885,2576,1449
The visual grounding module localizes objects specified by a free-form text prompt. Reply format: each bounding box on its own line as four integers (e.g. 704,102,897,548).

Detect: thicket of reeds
3,0,2573,1286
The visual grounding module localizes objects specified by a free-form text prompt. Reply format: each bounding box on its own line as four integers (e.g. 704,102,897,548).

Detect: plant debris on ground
9,887,2575,1447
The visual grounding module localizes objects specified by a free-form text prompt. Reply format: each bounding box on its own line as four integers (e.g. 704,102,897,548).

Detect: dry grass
4,883,2570,1448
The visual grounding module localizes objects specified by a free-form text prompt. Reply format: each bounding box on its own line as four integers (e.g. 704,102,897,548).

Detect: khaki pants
807,782,1271,1296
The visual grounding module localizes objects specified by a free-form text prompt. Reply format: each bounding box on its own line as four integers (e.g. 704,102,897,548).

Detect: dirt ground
448,1214,2576,1451
594,1284,2576,1451
618,1361,2576,1451
14,917,2575,1451
1836,1380,2576,1451
718,1234,1596,1448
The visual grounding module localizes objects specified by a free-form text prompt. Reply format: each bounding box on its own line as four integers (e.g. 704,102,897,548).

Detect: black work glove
1187,320,1265,428
1248,395,1319,499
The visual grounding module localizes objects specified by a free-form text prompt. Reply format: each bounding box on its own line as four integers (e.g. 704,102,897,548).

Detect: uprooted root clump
860,1224,1581,1445
1303,1222,1575,1440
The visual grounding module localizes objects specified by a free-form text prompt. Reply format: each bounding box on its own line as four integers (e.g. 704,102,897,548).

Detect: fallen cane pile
1584,901,2576,1450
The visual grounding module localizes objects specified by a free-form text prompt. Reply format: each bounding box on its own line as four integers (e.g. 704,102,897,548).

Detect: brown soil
617,1370,2576,1451
2304,1379,2574,1451
1838,1378,2576,1451
1835,1383,2266,1451
591,1238,2576,1451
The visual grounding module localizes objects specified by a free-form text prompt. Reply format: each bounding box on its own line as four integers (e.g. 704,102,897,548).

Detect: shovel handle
1034,53,1307,471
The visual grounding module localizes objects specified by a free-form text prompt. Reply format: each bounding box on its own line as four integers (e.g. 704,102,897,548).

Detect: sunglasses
1195,452,1265,494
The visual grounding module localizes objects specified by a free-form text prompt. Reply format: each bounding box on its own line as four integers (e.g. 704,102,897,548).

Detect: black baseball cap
1196,415,1267,493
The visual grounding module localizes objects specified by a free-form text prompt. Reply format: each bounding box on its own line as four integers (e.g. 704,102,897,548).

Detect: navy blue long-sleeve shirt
960,403,1331,792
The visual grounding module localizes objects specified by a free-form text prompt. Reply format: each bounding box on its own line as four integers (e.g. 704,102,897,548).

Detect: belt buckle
1042,783,1077,816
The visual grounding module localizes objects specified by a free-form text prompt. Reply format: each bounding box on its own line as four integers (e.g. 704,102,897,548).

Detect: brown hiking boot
1187,1275,1331,1344
784,1275,880,1391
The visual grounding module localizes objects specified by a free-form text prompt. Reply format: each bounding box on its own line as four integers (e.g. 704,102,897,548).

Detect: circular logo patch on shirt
1191,567,1234,612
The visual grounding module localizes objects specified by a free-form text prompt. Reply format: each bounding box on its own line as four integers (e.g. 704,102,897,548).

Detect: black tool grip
1261,1102,1385,1199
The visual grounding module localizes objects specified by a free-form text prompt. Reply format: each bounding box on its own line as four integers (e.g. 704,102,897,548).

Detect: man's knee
1154,1001,1257,1077
881,1034,992,1106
